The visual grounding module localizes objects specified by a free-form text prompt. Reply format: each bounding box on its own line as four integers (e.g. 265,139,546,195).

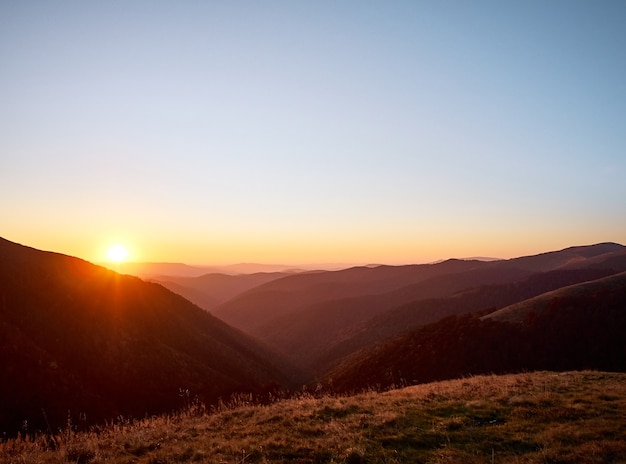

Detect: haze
1,1,625,265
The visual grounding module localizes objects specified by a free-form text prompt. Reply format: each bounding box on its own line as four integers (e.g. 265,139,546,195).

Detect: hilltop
2,371,625,464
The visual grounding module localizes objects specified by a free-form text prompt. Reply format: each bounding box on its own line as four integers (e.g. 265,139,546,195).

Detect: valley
2,236,626,462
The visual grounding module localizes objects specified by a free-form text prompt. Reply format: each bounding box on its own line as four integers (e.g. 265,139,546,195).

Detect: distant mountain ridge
498,242,625,272
114,262,348,278
211,259,492,333
151,272,291,311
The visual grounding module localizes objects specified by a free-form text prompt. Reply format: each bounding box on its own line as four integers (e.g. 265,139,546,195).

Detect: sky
1,1,625,266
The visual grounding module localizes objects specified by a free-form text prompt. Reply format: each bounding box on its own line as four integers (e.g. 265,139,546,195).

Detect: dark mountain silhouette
325,271,626,392
153,272,290,311
0,237,300,436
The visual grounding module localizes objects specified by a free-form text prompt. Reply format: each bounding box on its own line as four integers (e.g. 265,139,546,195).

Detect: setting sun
107,244,129,263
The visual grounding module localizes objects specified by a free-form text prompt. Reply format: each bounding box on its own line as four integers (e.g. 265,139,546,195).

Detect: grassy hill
2,371,625,464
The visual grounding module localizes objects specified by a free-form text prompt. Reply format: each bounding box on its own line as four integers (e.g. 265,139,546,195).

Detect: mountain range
327,270,626,391
2,237,625,435
208,243,626,373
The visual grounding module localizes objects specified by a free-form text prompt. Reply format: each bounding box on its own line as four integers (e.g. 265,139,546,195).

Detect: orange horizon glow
2,3,625,279
4,230,623,269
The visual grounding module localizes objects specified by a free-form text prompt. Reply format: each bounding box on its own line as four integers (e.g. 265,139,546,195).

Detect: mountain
109,262,218,278
208,263,315,274
211,243,626,372
117,262,344,279
0,237,300,435
311,267,618,374
211,259,493,333
498,242,625,272
251,265,533,369
152,272,290,311
483,269,626,324
325,271,626,392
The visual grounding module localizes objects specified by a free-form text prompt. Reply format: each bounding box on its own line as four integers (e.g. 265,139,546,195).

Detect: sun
107,244,129,263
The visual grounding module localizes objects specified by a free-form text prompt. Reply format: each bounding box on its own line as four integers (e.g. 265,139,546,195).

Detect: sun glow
107,244,129,263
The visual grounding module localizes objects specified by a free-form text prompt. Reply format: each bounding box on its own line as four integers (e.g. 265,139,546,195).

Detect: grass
2,370,626,463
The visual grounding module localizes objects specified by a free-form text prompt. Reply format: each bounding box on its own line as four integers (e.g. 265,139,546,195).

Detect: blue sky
1,1,625,264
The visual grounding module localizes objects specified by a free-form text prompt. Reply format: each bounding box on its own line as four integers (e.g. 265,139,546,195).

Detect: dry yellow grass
2,370,626,463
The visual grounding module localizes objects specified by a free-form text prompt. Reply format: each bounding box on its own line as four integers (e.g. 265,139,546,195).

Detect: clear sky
1,1,625,265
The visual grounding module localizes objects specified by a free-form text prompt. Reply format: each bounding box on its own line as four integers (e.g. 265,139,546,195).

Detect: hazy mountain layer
153,272,290,311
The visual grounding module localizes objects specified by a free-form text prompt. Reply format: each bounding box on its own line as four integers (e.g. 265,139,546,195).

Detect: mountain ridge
483,270,626,324
208,243,626,373
325,270,626,391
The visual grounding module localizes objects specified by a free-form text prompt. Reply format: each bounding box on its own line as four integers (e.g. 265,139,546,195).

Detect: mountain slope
255,265,533,368
326,271,626,391
212,243,625,371
211,259,491,333
153,272,289,311
498,242,625,272
483,270,626,324
0,237,299,435
311,267,617,374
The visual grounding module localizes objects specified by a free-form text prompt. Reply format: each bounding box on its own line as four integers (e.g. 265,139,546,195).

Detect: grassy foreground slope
3,371,626,464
